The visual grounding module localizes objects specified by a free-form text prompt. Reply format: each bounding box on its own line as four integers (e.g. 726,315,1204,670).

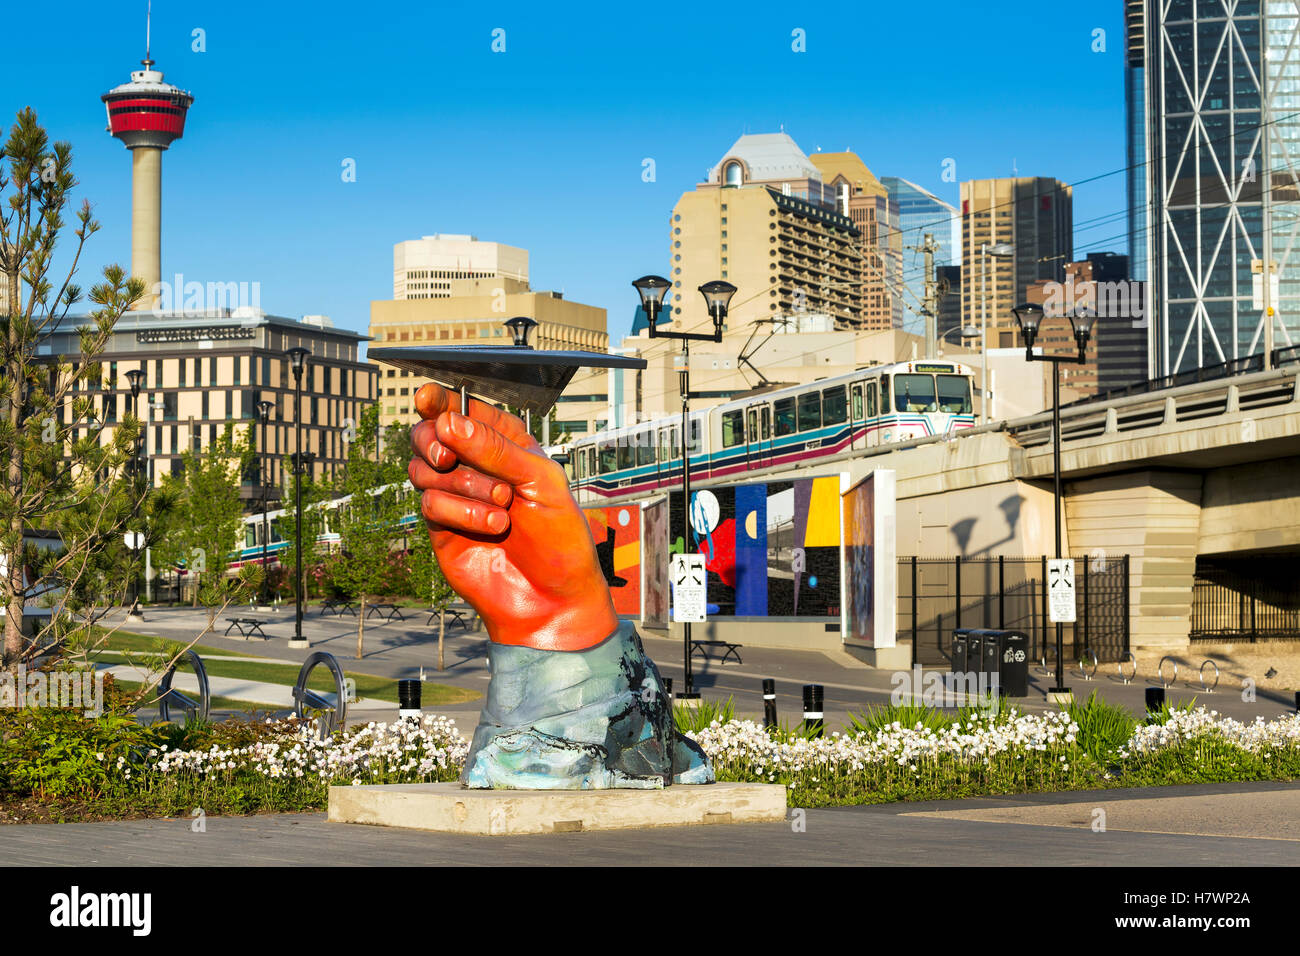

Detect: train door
850,382,865,450
865,381,880,448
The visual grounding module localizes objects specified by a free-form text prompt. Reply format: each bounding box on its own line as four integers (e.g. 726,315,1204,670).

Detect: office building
44,311,377,503
960,176,1073,351
393,234,529,300
882,176,960,333
1127,0,1300,375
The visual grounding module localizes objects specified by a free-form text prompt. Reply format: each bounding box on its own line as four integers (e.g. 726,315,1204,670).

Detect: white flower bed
143,714,468,785
1121,709,1300,757
114,707,1300,790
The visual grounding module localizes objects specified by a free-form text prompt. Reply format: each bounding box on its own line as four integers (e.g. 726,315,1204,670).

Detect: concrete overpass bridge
767,362,1300,651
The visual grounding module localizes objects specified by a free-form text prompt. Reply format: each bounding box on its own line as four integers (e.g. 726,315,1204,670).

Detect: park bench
427,603,478,632
320,599,357,617
690,639,743,665
225,617,269,640
366,603,406,622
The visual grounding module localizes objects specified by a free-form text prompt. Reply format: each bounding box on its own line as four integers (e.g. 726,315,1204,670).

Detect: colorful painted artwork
583,505,641,616
641,497,670,627
842,470,897,648
668,475,845,618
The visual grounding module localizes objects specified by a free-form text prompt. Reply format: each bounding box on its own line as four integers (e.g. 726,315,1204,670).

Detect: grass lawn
93,630,269,660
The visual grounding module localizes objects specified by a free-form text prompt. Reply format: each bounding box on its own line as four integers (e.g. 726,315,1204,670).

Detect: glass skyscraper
1129,0,1300,376
881,177,958,335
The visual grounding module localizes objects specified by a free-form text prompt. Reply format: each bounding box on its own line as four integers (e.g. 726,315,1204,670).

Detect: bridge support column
1065,469,1203,651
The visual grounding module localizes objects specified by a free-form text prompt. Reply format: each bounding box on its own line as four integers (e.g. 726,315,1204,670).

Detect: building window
723,162,742,186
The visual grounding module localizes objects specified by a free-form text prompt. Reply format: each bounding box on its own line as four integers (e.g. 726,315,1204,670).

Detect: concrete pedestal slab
328,782,788,835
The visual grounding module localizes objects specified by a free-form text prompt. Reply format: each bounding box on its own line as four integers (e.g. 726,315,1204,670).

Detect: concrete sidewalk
2,781,1296,866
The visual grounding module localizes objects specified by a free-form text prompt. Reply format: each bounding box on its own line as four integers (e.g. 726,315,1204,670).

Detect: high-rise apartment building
810,153,904,330
881,176,959,333
668,134,869,336
393,234,529,300
960,176,1073,350
1127,1,1300,376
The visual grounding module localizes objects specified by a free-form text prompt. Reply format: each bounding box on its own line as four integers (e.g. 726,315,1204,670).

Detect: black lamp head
632,275,671,334
503,316,539,348
1011,302,1045,352
287,347,310,375
256,400,274,422
1067,306,1096,353
698,279,738,333
125,368,144,397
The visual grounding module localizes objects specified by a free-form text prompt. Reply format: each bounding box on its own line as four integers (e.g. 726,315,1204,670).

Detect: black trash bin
951,628,973,673
997,630,1030,698
979,630,1001,685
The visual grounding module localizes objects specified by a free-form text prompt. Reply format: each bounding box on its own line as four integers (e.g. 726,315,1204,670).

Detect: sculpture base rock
327,782,787,835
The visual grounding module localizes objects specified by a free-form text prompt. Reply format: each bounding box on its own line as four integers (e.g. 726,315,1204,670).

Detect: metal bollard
1145,686,1165,713
762,678,777,729
398,678,421,718
802,684,824,738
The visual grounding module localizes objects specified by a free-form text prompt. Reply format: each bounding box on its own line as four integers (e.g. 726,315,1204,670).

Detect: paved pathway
2,781,1296,866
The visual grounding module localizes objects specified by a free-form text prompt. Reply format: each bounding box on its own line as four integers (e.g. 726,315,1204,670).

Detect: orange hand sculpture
408,382,619,652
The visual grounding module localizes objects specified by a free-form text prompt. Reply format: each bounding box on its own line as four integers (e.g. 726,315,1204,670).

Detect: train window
271,524,283,544
599,442,617,473
586,448,596,477
575,451,585,478
689,419,701,454
851,384,864,420
747,408,758,442
893,374,938,413
245,526,257,548
879,376,890,412
658,428,671,461
760,406,771,439
636,430,655,466
866,382,878,417
937,375,973,414
822,385,847,425
721,410,744,448
797,392,821,432
774,397,796,436
670,426,681,459
617,439,635,470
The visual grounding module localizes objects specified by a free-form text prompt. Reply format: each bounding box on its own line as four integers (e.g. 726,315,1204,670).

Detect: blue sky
10,0,1128,345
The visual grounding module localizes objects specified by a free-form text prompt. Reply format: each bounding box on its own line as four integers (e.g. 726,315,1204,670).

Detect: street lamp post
287,347,311,649
256,399,274,607
1010,302,1095,699
503,316,540,435
124,370,145,616
979,242,1015,424
632,275,736,700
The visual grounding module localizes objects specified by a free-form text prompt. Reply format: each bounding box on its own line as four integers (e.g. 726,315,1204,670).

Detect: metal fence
1191,558,1300,641
898,555,1131,667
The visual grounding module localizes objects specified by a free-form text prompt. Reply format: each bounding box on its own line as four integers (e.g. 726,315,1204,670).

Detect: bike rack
1116,652,1137,685
1199,659,1220,693
293,652,348,739
1157,656,1178,689
158,650,211,724
1076,648,1099,681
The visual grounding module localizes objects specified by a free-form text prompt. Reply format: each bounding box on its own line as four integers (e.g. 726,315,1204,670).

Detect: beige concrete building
393,234,529,300
370,290,610,438
45,311,377,504
960,177,1073,352
668,134,872,337
808,152,904,329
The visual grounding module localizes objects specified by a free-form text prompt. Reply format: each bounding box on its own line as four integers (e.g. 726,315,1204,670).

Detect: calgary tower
101,5,193,309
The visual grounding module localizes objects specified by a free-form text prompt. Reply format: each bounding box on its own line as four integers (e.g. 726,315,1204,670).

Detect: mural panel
583,504,641,616
668,475,844,619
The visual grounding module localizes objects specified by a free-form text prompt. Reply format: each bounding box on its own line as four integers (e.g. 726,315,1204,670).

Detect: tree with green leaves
0,107,147,666
331,405,406,658
154,422,254,614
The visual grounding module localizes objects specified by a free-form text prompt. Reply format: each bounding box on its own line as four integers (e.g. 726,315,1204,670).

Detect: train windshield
936,375,973,414
892,374,937,413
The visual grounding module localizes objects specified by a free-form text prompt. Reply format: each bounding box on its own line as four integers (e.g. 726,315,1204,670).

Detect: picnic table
690,638,743,665
365,603,406,622
320,599,357,617
225,617,269,640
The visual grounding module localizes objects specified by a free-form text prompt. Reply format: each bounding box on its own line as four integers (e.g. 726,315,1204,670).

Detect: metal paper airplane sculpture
367,346,647,415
